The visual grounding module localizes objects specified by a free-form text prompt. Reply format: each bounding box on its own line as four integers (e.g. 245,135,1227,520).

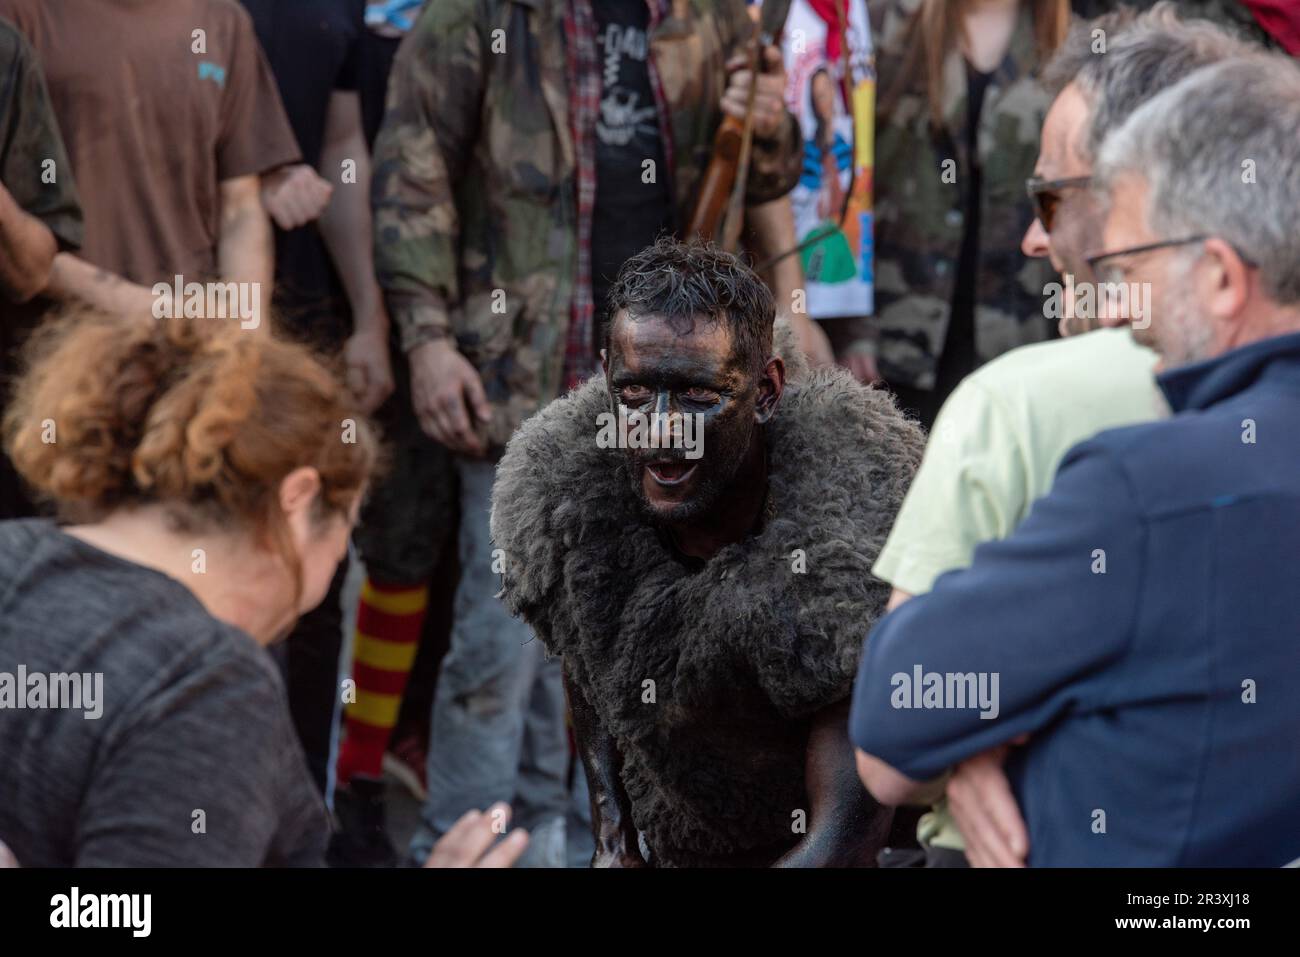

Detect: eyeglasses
1026,176,1092,233
1084,236,1212,286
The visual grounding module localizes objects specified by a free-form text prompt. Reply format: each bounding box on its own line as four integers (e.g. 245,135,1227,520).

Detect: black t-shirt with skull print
591,0,673,339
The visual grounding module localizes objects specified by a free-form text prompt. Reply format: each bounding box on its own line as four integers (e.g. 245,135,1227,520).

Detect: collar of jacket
1157,329,1300,413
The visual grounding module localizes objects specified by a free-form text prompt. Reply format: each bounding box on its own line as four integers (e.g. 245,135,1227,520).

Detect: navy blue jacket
851,330,1300,866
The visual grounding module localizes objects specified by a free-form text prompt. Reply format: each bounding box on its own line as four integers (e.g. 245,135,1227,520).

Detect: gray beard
1158,275,1216,367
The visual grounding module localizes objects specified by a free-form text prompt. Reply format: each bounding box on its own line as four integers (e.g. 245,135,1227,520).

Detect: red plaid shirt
563,0,676,390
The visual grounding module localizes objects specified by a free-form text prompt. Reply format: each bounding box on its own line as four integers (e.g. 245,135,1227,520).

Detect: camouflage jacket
372,0,803,449
868,0,1057,391
0,17,82,380
0,18,82,254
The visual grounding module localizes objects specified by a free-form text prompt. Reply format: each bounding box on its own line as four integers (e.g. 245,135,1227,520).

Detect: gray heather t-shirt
0,519,328,866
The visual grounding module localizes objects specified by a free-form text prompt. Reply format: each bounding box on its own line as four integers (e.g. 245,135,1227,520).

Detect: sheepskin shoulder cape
491,359,924,866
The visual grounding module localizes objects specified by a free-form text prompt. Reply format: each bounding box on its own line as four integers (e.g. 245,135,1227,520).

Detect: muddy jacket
372,0,803,449
868,0,1057,391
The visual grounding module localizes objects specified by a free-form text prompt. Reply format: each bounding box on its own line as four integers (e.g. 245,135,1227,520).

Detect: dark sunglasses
1026,176,1092,233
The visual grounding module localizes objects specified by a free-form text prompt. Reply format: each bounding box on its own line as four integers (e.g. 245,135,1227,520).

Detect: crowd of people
0,0,1297,869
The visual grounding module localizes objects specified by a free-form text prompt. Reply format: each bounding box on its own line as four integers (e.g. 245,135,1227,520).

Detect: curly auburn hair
3,308,379,594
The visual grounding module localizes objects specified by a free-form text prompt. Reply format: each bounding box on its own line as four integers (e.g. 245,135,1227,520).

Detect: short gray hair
1044,3,1259,160
1042,6,1139,97
1097,54,1300,305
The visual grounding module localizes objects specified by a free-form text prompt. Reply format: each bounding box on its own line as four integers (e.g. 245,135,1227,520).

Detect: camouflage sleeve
0,23,83,250
371,0,486,352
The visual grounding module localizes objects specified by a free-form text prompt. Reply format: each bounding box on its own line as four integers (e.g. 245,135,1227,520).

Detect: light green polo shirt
872,328,1165,849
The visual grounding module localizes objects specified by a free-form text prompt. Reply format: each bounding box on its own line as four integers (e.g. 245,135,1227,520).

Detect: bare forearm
45,253,155,316
747,197,802,309
775,773,893,867
217,177,273,293
745,198,832,365
565,671,640,859
583,756,638,856
318,166,383,325
218,209,272,289
775,700,894,867
318,97,385,330
0,183,57,303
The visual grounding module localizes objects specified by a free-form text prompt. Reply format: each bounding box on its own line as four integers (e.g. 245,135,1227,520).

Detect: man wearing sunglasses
858,7,1262,867
852,49,1300,867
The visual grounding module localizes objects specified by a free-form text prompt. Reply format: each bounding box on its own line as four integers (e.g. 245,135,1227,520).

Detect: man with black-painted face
607,278,781,557
490,238,923,867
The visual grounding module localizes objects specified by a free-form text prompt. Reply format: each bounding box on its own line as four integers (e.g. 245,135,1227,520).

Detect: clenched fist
721,45,789,140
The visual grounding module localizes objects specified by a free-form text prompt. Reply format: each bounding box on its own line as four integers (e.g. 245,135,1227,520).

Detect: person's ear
1201,237,1252,328
754,355,786,424
278,466,323,546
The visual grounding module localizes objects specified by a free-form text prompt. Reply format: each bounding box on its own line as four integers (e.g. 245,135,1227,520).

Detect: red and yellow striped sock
336,578,428,786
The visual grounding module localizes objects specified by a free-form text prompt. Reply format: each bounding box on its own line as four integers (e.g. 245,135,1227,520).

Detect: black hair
603,237,776,375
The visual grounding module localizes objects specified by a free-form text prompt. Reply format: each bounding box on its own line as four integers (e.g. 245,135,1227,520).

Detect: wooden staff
685,0,794,251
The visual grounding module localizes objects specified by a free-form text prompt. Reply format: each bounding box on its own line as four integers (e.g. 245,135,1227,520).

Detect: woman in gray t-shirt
0,308,370,867
0,308,531,868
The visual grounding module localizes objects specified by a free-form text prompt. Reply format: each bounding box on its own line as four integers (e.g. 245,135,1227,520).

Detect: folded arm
850,443,1144,788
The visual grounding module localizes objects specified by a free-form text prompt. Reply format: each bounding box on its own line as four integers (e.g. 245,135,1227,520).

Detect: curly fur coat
491,336,924,866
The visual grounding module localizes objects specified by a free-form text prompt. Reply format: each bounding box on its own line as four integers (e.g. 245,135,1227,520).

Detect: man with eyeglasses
861,6,1254,868
851,47,1300,867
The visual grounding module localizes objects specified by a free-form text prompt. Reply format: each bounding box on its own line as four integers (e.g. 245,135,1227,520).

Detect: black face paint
604,315,762,525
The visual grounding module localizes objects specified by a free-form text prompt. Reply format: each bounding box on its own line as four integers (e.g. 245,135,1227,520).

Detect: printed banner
780,0,874,319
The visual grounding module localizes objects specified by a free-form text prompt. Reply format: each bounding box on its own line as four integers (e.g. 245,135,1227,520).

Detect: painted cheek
695,392,737,420
699,402,749,451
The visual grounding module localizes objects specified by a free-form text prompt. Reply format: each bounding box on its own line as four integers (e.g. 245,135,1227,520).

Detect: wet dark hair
604,237,775,375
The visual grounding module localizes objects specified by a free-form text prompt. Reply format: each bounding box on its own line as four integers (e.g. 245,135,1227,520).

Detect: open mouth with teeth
645,460,698,487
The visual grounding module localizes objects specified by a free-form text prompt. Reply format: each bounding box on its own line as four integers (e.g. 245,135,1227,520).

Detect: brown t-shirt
0,0,301,285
